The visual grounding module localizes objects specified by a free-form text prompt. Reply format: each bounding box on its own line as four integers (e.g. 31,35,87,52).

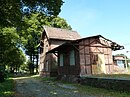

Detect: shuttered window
59,54,63,66
70,50,75,65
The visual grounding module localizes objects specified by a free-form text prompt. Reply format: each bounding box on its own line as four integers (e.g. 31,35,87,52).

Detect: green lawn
0,78,14,97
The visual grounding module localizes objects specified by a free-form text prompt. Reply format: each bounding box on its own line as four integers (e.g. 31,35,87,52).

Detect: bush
81,77,130,92
0,71,5,82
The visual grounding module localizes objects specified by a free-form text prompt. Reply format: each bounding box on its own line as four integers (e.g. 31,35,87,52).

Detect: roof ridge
43,26,81,40
43,25,78,33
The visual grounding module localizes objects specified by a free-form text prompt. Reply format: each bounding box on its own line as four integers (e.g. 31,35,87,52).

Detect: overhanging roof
47,35,124,54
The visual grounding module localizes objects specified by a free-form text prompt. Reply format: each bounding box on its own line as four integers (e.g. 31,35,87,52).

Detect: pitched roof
43,26,81,40
47,35,124,54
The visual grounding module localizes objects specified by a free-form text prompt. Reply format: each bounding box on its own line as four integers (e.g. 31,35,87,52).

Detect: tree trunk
36,54,38,74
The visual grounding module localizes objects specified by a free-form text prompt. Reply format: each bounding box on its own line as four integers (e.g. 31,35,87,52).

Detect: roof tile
44,26,81,40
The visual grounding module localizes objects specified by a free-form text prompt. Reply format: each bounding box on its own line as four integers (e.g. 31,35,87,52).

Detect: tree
0,27,26,73
0,0,64,27
0,27,18,66
19,12,71,74
0,0,64,74
6,48,26,73
51,17,71,30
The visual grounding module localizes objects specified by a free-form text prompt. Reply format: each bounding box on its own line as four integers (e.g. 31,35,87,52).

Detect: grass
17,74,130,97
12,74,130,97
38,76,130,97
0,78,14,97
75,84,130,97
91,69,130,79
58,80,130,97
92,74,130,79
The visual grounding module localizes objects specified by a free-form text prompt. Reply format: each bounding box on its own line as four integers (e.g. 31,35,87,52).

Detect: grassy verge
56,79,130,97
0,78,14,97
75,84,130,97
38,76,130,97
92,74,130,79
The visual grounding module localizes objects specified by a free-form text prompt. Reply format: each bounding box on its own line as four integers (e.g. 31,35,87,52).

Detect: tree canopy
0,0,73,74
18,12,71,73
0,27,26,72
0,0,64,27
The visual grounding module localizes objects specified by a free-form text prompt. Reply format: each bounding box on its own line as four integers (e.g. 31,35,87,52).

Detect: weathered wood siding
40,38,69,77
50,40,67,50
40,34,51,76
79,37,113,76
58,46,80,76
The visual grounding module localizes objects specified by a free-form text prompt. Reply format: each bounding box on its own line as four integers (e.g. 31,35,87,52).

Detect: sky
59,0,130,57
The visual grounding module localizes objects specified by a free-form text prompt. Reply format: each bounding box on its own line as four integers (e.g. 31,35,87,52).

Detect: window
59,54,63,66
117,60,124,68
70,50,75,65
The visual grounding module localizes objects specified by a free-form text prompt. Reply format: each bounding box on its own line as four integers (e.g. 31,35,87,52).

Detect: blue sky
59,0,130,57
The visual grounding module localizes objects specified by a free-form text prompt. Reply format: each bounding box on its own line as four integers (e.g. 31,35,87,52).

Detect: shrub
0,71,5,82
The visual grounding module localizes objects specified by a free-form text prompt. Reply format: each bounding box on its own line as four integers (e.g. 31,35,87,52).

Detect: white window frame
59,54,64,66
70,50,75,66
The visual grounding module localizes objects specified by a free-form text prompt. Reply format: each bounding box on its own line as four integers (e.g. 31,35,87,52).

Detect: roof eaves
43,26,50,39
46,41,72,54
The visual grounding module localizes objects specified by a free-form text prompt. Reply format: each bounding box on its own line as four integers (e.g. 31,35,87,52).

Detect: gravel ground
14,76,96,97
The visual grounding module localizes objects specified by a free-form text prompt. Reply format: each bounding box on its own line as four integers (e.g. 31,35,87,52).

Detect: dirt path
13,75,96,97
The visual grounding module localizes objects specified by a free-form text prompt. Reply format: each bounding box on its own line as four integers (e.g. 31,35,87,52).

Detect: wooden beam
71,44,79,51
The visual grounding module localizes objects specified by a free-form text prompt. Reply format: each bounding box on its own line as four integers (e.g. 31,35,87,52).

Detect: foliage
0,0,65,74
17,12,72,74
51,17,72,29
76,84,130,97
20,12,72,53
26,60,34,74
22,0,64,16
0,0,71,74
0,0,64,27
92,74,130,79
20,63,29,72
0,27,26,72
6,48,26,73
0,71,5,82
0,0,21,27
0,78,14,97
0,27,19,66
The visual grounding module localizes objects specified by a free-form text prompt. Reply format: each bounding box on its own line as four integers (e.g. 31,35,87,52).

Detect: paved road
14,75,96,97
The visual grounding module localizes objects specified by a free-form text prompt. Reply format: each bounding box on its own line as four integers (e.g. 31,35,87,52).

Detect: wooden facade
39,32,65,77
39,26,81,77
48,35,124,77
78,36,113,76
57,45,80,76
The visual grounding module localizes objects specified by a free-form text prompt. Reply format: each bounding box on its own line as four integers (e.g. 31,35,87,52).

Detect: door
97,54,106,74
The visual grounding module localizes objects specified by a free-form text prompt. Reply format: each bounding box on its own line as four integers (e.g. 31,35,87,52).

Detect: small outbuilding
39,26,81,77
113,55,126,68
